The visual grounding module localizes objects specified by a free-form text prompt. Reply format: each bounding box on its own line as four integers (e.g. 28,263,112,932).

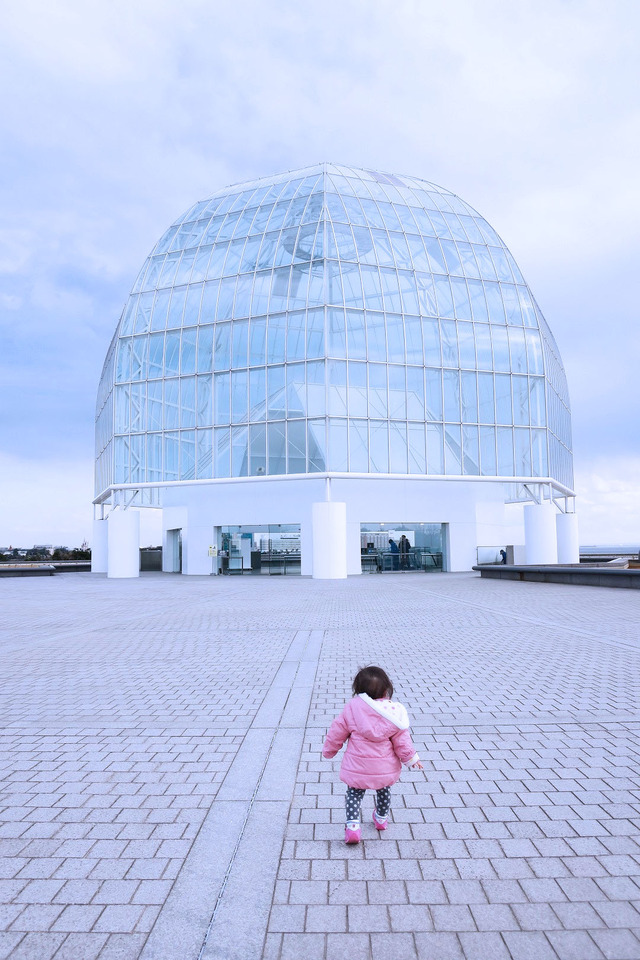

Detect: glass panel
347,362,367,417
512,375,529,425
408,422,426,473
180,377,196,428
181,328,197,375
369,421,389,473
200,281,219,323
491,326,510,372
380,269,402,312
435,277,454,317
451,278,472,320
529,377,545,426
306,309,324,357
148,334,164,378
426,422,444,473
514,428,531,474
525,330,544,374
532,429,547,476
423,319,440,365
267,314,286,364
389,421,408,473
443,370,460,422
494,374,511,424
231,370,248,422
468,279,488,322
231,319,249,368
180,430,196,479
287,420,306,474
366,312,386,360
307,419,326,472
147,432,163,481
249,316,267,365
268,421,287,475
406,366,425,420
214,426,230,477
114,384,129,433
386,314,404,363
167,287,187,328
416,274,438,315
249,422,266,476
164,432,179,481
462,425,480,474
196,428,213,479
286,364,305,417
267,365,286,418
150,288,170,331
306,360,325,417
214,372,230,424
329,360,347,416
214,322,230,371
497,426,514,475
480,425,497,475
217,277,236,320
478,372,494,422
147,380,163,431
461,371,477,422
425,368,442,420
388,365,406,418
440,320,458,367
349,420,369,472
196,374,212,426
368,363,387,417
328,418,348,471
249,367,266,420
231,425,248,477
328,308,346,356
444,424,462,474
234,276,252,318
404,317,422,364
197,324,214,374
508,327,527,373
164,333,180,377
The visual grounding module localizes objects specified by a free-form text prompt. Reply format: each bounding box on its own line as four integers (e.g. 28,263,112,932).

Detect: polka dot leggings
345,785,391,824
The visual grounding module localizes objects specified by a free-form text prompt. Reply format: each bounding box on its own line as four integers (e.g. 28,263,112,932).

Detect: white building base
556,512,579,564
524,502,558,565
91,519,108,573
107,509,140,578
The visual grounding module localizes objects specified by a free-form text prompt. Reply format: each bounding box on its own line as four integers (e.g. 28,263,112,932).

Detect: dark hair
352,665,393,700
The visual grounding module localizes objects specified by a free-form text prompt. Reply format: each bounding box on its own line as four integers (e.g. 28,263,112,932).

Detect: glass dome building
93,163,577,578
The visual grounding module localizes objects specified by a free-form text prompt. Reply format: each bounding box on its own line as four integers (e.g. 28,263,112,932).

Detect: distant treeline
0,547,92,562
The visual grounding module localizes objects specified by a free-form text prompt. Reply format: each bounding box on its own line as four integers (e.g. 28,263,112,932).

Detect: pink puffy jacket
322,694,419,790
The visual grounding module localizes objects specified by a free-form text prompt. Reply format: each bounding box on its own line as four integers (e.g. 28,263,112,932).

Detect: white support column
523,502,558,565
183,522,214,576
107,508,140,578
311,501,347,579
556,512,579,564
91,519,109,573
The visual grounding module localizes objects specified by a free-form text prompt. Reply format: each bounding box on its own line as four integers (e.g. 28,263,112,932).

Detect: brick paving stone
3,574,640,959
458,931,511,959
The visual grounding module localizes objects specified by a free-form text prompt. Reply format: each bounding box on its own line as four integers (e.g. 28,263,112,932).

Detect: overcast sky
1,0,638,547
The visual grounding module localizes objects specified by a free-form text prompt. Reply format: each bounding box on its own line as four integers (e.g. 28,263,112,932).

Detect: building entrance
220,524,301,575
360,523,445,573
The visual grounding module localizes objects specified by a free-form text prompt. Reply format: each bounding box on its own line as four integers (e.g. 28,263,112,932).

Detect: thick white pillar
524,502,558,565
312,501,347,579
91,519,108,573
107,509,140,578
556,512,579,564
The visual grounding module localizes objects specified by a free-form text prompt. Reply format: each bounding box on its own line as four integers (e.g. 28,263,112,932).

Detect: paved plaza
1,571,640,960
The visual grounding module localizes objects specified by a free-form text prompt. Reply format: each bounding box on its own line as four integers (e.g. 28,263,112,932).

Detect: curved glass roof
95,163,573,497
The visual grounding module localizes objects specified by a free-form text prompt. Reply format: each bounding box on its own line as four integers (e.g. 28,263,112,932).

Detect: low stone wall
473,563,640,589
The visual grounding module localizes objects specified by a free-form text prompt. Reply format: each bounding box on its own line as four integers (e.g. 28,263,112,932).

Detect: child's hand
410,760,424,770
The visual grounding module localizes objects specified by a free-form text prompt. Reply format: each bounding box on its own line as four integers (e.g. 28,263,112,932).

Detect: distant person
500,549,507,564
399,535,410,569
388,538,399,570
322,665,423,844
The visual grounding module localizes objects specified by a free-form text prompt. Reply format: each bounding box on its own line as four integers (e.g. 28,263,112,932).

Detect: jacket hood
358,693,410,730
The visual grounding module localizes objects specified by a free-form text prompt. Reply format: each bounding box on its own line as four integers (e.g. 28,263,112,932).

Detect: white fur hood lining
358,693,410,730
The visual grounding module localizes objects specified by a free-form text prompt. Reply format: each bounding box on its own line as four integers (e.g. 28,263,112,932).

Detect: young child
322,665,423,844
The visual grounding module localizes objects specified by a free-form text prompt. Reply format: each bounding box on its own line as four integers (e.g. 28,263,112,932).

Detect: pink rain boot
372,807,388,831
344,821,361,844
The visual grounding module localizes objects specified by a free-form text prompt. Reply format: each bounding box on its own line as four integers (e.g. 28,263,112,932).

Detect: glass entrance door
220,524,301,575
360,523,445,573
